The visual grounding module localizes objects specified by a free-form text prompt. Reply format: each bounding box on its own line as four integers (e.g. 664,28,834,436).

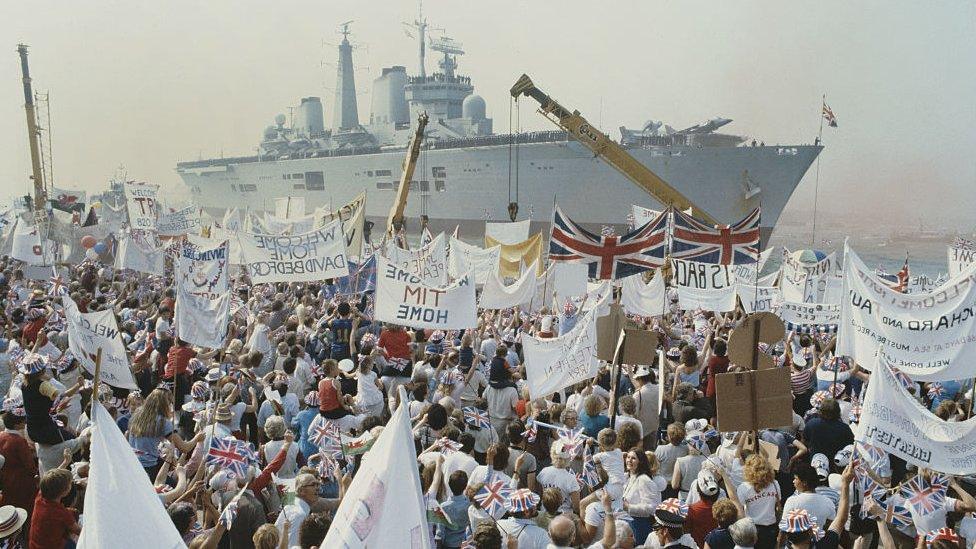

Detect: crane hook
507,202,519,222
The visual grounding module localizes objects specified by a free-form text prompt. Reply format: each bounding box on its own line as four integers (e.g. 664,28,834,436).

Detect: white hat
541,316,554,332
834,445,854,468
697,470,719,496
811,453,830,479
633,365,652,379
792,352,807,368
0,505,26,538
721,432,737,448
551,440,571,460
338,358,356,374
685,418,709,434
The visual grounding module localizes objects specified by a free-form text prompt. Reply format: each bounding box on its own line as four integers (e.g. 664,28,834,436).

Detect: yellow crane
386,111,430,238
510,74,716,225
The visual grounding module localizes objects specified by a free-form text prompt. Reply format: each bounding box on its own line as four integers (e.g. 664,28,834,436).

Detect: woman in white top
622,450,665,544
355,356,385,418
535,440,581,515
733,454,781,549
260,416,299,479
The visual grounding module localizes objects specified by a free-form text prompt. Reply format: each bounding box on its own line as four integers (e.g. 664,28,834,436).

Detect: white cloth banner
123,182,160,231
115,233,165,276
177,235,229,298
221,207,243,231
582,280,614,318
733,248,775,284
630,205,662,229
479,261,539,310
211,227,244,265
322,388,431,548
314,192,366,259
856,355,976,475
948,244,976,278
672,259,737,312
11,220,55,265
448,237,500,285
65,297,138,390
262,212,315,235
781,250,837,303
373,256,477,330
238,221,348,283
484,219,530,245
525,265,556,314
737,284,782,314
621,272,666,317
274,196,306,219
838,244,976,381
523,308,599,399
553,263,589,297
778,301,839,326
157,205,202,237
175,286,230,349
77,403,187,548
384,232,448,286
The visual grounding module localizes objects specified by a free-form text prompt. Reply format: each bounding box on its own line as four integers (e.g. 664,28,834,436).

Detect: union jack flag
670,207,761,264
686,432,712,456
315,451,340,480
549,204,667,280
580,447,601,489
880,498,913,529
849,403,862,423
462,407,491,430
877,255,910,293
556,425,585,458
474,479,513,517
507,488,541,513
926,527,961,546
901,473,949,517
779,508,816,533
206,437,256,478
48,274,68,297
459,527,475,549
822,102,838,128
927,382,945,400
308,416,342,456
658,498,689,519
435,437,462,454
521,419,538,443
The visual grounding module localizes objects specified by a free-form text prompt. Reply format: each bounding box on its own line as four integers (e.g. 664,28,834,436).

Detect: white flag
448,237,500,285
175,286,230,349
373,256,476,330
484,219,530,245
384,232,449,286
621,271,666,317
77,402,187,548
523,308,599,399
11,220,55,265
65,297,138,390
115,232,165,276
479,260,538,310
322,388,431,548
238,220,349,283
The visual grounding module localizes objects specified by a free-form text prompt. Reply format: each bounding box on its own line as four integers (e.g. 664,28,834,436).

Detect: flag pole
811,94,826,247
89,348,103,419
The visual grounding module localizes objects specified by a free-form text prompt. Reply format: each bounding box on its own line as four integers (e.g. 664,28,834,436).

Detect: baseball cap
834,445,854,468
811,453,830,480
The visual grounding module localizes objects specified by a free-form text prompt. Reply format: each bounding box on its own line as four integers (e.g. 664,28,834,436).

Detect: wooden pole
89,348,103,418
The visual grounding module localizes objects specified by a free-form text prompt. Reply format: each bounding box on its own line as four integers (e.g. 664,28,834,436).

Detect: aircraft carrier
176,16,821,242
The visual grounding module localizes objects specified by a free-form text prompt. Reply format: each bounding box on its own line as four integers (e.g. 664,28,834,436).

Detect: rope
507,97,514,206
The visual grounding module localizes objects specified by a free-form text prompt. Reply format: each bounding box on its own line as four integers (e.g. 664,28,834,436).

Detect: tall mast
414,1,427,77
17,44,47,209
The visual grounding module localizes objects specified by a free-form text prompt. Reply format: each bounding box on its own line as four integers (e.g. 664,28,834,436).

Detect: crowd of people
0,250,973,549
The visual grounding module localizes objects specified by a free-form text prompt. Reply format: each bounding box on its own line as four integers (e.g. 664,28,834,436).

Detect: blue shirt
292,408,319,460
436,495,471,548
579,411,610,438
128,417,173,468
930,379,962,411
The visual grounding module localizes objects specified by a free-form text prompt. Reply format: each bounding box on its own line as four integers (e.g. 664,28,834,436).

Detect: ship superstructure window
375,169,392,177
435,181,446,192
376,182,394,190
241,184,257,192
367,171,374,177
292,173,304,179
293,184,305,190
409,181,430,192
305,172,325,191
432,167,447,178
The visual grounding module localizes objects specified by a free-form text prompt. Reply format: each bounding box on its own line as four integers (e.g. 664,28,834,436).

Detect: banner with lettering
671,259,736,312
781,250,836,303
621,271,666,317
479,261,538,310
64,297,138,390
733,248,776,284
523,308,599,399
123,182,159,231
737,284,783,314
115,232,165,276
948,239,976,278
857,354,976,474
778,301,839,327
384,232,448,286
157,205,202,237
373,256,477,330
177,235,229,298
175,285,230,349
238,220,348,283
838,243,976,381
630,205,662,230
314,192,366,259
448,237,500,285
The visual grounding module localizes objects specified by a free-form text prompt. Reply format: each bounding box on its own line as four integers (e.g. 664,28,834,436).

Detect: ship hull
178,140,821,243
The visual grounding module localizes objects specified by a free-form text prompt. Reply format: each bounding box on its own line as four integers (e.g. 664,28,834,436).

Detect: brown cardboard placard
727,312,786,370
596,304,639,362
621,328,658,365
715,367,792,433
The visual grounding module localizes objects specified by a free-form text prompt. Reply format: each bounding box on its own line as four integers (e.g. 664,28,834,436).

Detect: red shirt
0,431,38,512
23,317,47,346
29,494,77,549
378,330,412,361
318,379,341,413
705,355,730,398
164,346,197,378
685,500,717,547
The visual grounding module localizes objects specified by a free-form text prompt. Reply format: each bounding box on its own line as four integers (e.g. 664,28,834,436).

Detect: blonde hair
645,452,661,476
583,395,603,417
129,389,173,438
743,454,775,488
252,524,280,549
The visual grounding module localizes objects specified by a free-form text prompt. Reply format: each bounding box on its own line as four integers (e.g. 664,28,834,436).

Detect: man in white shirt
630,365,660,450
780,462,836,539
496,488,551,549
485,384,518,435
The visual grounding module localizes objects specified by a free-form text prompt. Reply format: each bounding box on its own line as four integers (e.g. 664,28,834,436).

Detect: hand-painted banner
630,205,662,229
781,250,836,303
448,237,500,285
115,232,165,276
177,235,229,298
948,242,976,278
274,196,306,219
484,219,530,245
11,220,55,265
221,207,243,231
857,354,976,474
778,301,839,326
733,248,776,284
175,285,230,349
553,263,589,297
737,284,782,314
523,308,599,399
838,243,976,381
672,259,736,311
384,232,448,286
157,205,202,236
479,261,538,310
238,220,348,283
123,182,159,231
314,192,366,259
64,297,138,390
621,271,666,317
373,256,477,330
485,233,543,279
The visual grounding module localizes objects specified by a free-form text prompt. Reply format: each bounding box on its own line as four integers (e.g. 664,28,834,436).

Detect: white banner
157,205,202,237
221,207,243,231
373,256,477,330
672,259,736,312
838,244,976,381
630,205,662,229
553,263,589,297
123,182,159,231
262,212,315,235
11,221,55,265
523,308,599,399
274,196,306,219
485,219,531,245
384,232,448,286
778,301,839,326
175,285,230,349
211,227,244,265
857,355,976,475
238,221,348,283
448,237,500,285
737,284,783,314
525,265,556,314
948,244,976,278
315,192,366,259
115,233,165,276
65,297,138,390
781,250,837,303
733,248,775,284
177,235,229,298
479,261,538,310
621,271,666,317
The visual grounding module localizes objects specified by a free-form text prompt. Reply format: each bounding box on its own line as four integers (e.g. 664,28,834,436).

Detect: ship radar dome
274,113,287,127
263,125,278,140
462,94,486,121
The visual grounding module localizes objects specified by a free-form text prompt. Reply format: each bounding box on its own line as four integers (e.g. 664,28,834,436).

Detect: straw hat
214,404,233,422
0,506,27,539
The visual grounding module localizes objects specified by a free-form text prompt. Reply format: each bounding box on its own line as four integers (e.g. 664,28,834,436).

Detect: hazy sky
2,1,975,227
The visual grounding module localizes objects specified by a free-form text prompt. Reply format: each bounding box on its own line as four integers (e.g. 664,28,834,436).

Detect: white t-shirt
485,386,518,422
459,369,488,405
496,517,551,549
537,466,581,513
781,491,836,532
275,499,309,548
594,449,627,492
357,370,384,406
737,481,781,526
442,452,478,494
583,500,628,542
958,514,976,548
910,495,958,536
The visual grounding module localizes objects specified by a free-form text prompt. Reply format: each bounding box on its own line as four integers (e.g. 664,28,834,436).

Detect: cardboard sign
715,367,792,433
596,304,639,362
727,312,786,370
621,328,659,366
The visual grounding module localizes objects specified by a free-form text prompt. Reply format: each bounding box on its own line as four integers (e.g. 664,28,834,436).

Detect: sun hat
0,505,27,538
697,470,719,497
338,358,356,374
834,445,854,468
779,508,817,533
506,488,541,513
214,404,233,422
15,353,47,375
190,381,210,400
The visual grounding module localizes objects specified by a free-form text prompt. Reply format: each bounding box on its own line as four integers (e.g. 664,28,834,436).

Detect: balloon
93,242,107,255
80,235,97,249
85,248,98,260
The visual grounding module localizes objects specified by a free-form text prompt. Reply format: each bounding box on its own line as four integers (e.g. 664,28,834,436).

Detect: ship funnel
297,97,324,137
333,24,359,131
370,66,409,125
